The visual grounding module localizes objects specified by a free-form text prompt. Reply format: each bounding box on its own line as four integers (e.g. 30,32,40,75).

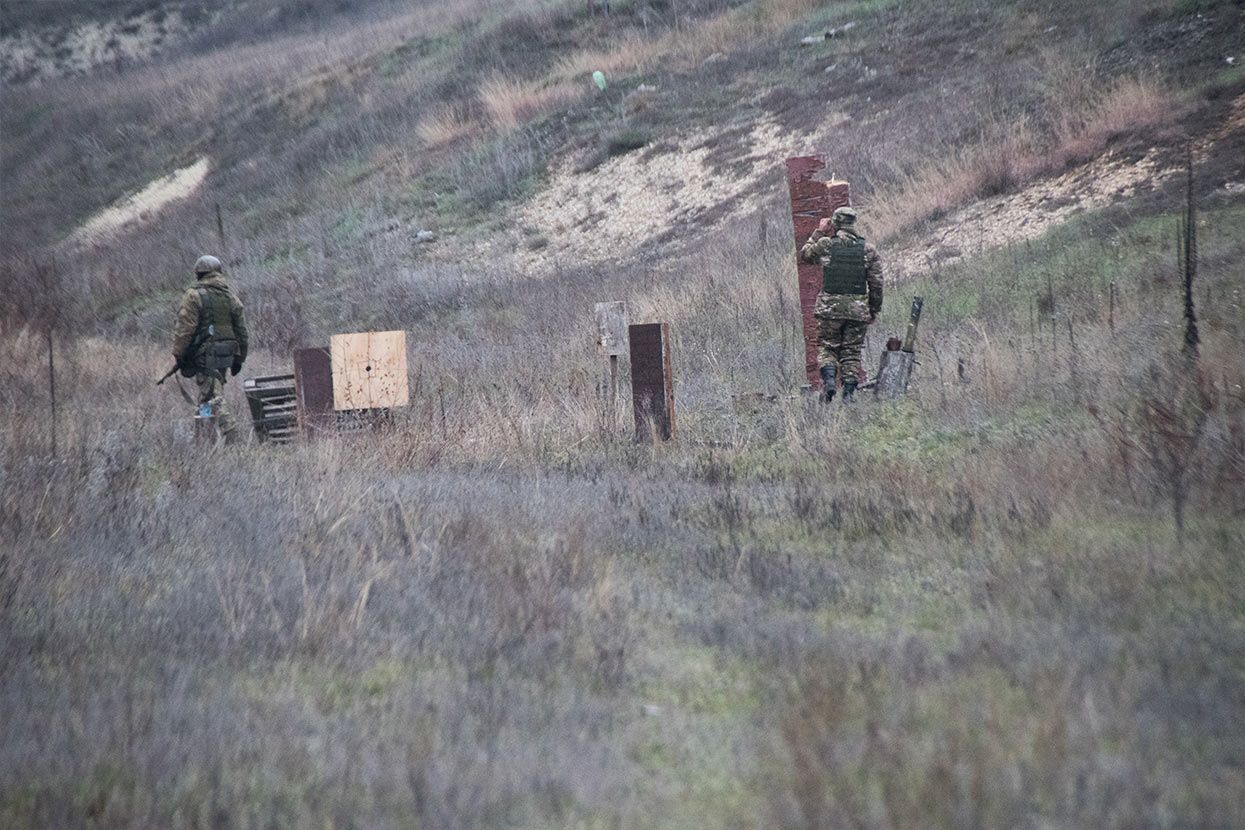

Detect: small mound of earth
885,151,1178,281
72,157,210,245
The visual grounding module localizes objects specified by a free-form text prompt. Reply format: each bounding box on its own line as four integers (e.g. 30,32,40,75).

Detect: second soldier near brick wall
171,255,249,443
799,206,883,403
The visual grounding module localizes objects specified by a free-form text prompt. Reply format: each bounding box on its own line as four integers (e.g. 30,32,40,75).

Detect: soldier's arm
865,244,884,317
798,219,834,262
171,289,200,358
231,294,248,362
799,235,832,264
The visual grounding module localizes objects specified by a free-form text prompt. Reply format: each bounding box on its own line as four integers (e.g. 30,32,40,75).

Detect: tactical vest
822,235,868,296
194,285,238,370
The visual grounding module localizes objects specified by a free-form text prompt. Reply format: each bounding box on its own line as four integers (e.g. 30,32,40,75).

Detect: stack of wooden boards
242,374,299,444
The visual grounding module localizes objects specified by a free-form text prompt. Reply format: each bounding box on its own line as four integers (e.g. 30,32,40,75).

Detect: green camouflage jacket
171,271,248,363
800,227,884,322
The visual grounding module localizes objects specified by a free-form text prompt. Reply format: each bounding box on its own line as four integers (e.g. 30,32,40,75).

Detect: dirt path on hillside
70,157,210,246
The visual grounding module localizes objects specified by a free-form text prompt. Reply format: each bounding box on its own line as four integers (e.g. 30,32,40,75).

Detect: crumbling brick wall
785,156,851,388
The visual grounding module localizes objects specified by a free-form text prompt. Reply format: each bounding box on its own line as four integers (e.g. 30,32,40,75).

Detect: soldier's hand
868,313,878,325
231,360,243,376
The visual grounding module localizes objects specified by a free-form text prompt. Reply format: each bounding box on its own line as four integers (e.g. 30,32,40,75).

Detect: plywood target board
330,330,409,411
594,301,628,356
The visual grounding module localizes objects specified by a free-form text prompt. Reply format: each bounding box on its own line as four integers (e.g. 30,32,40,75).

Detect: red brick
784,156,851,387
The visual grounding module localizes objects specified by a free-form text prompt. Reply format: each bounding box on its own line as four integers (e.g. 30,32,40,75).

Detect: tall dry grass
479,74,583,132
866,77,1179,242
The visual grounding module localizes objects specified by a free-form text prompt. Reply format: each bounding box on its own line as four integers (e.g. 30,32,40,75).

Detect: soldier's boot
819,365,837,403
841,377,858,403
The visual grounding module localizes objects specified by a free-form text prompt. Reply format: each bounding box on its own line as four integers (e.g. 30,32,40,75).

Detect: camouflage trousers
817,318,868,380
195,371,238,439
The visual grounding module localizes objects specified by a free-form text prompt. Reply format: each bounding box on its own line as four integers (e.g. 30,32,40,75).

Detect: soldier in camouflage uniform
799,206,883,403
171,255,249,443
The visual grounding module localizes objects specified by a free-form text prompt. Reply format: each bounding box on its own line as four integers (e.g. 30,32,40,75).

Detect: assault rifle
156,326,209,386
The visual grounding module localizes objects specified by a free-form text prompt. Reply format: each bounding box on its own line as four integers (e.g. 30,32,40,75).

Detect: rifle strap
174,375,196,406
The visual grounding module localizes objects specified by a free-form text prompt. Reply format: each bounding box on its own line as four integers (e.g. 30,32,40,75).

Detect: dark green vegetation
2,0,1244,827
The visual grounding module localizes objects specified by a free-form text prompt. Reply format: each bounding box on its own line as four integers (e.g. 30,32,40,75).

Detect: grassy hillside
1,0,1244,827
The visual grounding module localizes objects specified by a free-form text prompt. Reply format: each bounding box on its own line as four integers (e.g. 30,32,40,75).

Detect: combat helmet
194,254,223,276
831,206,858,228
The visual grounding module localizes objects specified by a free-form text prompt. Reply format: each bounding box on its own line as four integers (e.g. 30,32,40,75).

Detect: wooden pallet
243,374,298,444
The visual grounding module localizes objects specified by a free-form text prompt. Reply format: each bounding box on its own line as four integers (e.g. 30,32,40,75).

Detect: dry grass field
2,0,1244,827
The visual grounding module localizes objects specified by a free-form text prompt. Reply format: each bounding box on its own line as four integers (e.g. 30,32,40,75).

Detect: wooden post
1108,281,1116,333
42,256,61,458
784,156,851,388
47,327,56,458
1047,271,1057,360
629,322,675,441
594,301,627,425
1066,318,1080,404
875,296,923,400
1181,145,1200,359
1029,294,1037,358
215,202,226,254
609,354,619,415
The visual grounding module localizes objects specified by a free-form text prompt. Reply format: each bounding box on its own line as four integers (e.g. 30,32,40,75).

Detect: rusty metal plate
294,347,333,440
629,322,675,441
785,156,851,387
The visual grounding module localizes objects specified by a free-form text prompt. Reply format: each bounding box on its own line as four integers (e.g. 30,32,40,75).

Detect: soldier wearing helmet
171,255,249,443
799,206,883,403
